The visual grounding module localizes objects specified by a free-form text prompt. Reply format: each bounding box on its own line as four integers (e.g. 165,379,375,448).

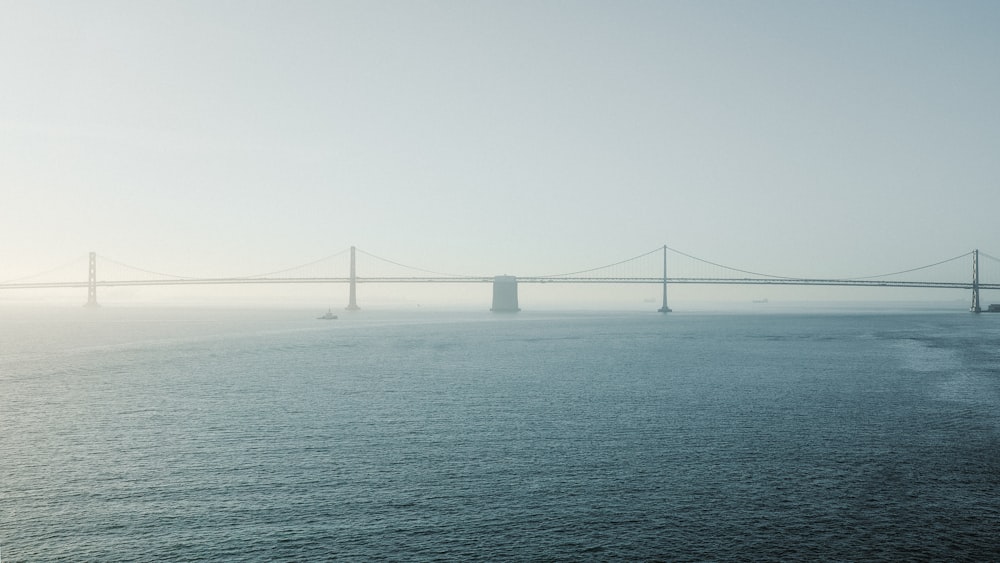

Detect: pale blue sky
2,1,998,305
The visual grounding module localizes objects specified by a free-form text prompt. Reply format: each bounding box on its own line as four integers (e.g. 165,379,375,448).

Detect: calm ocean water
2,307,999,561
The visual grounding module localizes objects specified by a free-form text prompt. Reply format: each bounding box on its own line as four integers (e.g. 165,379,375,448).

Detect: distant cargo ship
987,304,1000,313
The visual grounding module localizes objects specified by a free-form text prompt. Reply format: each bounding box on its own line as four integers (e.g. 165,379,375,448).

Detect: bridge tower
346,246,360,310
658,245,671,313
971,249,981,313
85,251,99,307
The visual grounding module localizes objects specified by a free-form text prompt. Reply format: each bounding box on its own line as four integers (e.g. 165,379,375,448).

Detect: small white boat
317,308,338,320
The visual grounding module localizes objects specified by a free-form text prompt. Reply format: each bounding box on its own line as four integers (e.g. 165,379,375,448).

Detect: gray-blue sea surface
2,308,999,561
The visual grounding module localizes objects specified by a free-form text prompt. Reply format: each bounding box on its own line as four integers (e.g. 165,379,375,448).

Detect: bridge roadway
4,276,996,313
4,276,998,290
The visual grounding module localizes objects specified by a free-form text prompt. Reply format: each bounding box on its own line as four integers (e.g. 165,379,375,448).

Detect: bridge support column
346,246,360,310
658,244,671,313
971,249,981,313
491,275,520,312
85,251,99,307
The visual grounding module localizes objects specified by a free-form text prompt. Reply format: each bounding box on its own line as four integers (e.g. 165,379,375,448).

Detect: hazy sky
2,1,999,304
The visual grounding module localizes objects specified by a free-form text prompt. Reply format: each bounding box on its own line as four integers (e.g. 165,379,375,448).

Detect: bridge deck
3,277,998,290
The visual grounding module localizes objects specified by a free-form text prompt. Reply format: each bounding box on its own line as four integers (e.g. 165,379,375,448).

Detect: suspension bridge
1,246,998,312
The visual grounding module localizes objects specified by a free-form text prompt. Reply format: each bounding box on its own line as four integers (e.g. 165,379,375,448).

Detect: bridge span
2,246,998,312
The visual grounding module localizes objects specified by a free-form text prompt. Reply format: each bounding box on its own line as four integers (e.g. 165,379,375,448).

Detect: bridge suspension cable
665,245,978,282
355,248,476,278
246,248,352,278
0,254,89,284
98,254,195,280
535,247,663,278
664,245,801,280
529,245,984,283
842,251,974,280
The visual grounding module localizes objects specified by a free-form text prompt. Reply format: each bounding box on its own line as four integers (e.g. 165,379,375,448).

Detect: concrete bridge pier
491,275,520,312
